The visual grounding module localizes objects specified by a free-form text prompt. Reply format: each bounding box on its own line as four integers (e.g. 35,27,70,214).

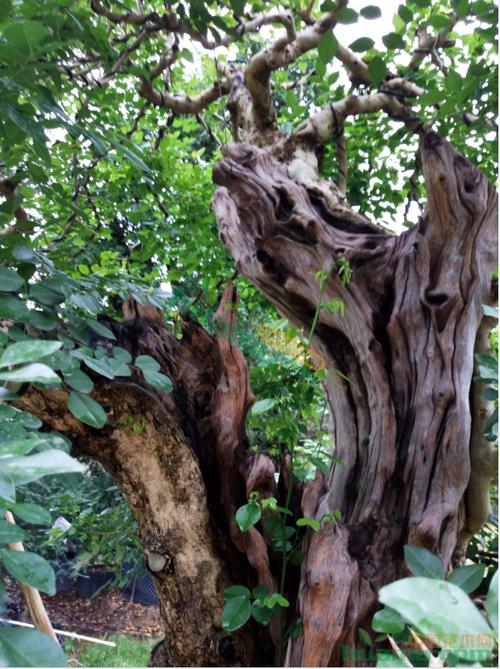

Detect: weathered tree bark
16,133,497,668
19,287,276,667
212,132,497,666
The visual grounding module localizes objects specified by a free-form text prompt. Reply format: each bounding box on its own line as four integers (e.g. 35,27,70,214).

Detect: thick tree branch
139,76,230,115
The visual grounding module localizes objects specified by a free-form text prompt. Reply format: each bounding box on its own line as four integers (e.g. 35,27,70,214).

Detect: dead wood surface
213,132,497,666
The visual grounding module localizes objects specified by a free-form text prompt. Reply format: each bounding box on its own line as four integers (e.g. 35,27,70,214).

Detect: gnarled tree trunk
213,131,497,666
18,133,496,667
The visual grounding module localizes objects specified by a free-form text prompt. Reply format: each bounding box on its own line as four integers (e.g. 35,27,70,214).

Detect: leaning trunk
213,132,497,665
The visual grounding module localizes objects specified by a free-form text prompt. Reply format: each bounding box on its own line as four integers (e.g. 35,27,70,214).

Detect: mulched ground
5,582,163,640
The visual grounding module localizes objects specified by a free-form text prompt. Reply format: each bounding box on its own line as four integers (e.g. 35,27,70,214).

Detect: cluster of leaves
368,545,498,667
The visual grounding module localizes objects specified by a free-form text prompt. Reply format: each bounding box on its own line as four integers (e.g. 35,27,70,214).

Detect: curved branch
139,76,230,115
245,2,346,129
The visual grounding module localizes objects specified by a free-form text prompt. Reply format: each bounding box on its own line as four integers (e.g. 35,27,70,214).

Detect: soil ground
5,581,163,641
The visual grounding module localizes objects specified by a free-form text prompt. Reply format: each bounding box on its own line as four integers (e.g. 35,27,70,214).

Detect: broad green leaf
0,519,26,543
28,311,57,331
70,292,100,314
349,37,375,52
142,369,173,391
317,30,339,64
337,8,358,23
251,398,275,415
67,391,107,428
0,295,30,320
30,282,65,306
262,593,289,608
135,354,161,372
404,545,445,579
419,90,446,106
485,571,497,631
63,369,94,393
372,606,405,634
359,627,372,646
222,595,251,631
3,20,47,52
0,435,47,458
0,266,23,291
235,502,261,532
223,585,251,600
251,601,275,625
86,318,116,340
252,584,269,599
367,57,388,84
0,340,62,368
0,626,66,667
296,517,320,531
448,564,484,594
379,577,494,659
0,0,12,22
398,5,413,23
0,548,55,594
360,5,382,19
109,138,153,176
81,356,115,380
0,472,15,503
0,363,60,385
11,503,52,526
382,32,404,49
1,449,85,484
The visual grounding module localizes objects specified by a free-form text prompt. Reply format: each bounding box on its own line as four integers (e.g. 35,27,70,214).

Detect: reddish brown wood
213,132,497,666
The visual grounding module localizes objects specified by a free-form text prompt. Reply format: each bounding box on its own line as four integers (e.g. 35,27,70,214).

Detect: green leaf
419,90,445,106
252,584,269,599
251,601,275,625
109,138,153,176
382,32,405,49
367,56,388,84
296,517,320,531
349,37,375,52
485,571,498,631
222,595,251,631
0,295,30,320
372,606,405,634
0,435,47,458
448,564,484,594
30,282,65,306
0,472,15,503
3,21,47,52
67,391,107,428
359,627,372,646
337,8,358,23
0,626,66,667
375,650,407,667
11,503,52,526
235,502,261,532
0,0,12,22
229,0,245,16
63,369,94,393
0,266,24,291
86,318,116,340
142,369,173,391
0,340,62,368
0,548,55,594
0,519,26,543
317,30,339,64
223,585,251,600
1,449,85,484
360,5,382,19
379,577,494,660
0,363,60,385
262,593,289,608
81,355,115,380
251,398,276,415
70,292,100,314
398,4,413,23
404,545,445,579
